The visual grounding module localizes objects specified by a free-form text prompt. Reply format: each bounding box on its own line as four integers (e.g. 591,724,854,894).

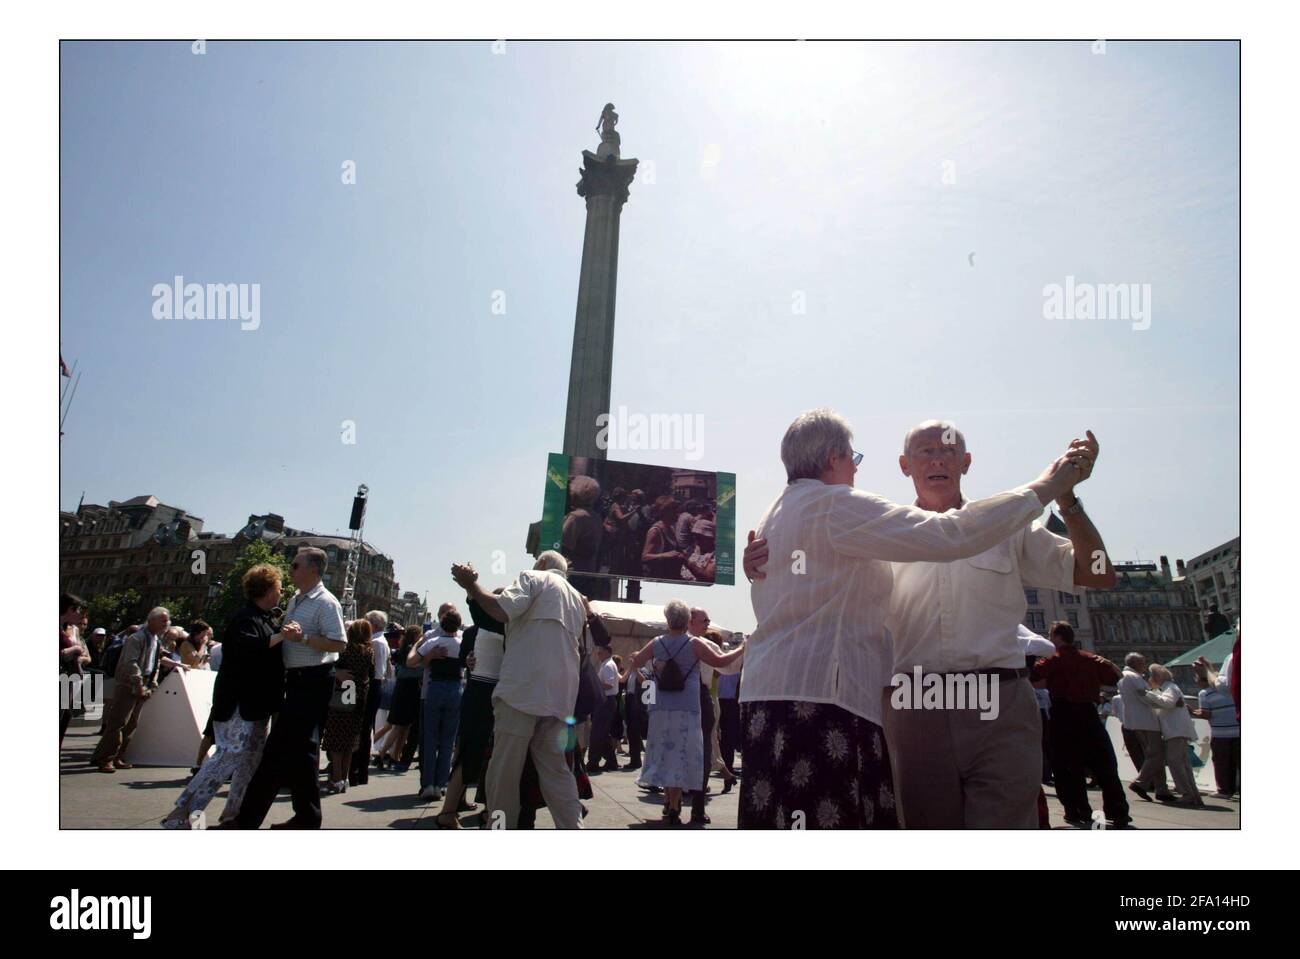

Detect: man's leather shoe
270,817,317,830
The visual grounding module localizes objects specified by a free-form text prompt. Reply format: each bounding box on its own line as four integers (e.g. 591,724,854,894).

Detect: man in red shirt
1031,622,1130,827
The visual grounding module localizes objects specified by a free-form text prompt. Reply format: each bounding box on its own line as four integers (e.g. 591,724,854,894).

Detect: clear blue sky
60,40,1239,632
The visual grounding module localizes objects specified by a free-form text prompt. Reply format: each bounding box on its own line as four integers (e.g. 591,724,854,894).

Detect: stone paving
59,722,1238,830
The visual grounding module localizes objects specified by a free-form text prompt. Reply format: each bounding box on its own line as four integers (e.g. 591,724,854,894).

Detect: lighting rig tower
341,484,368,620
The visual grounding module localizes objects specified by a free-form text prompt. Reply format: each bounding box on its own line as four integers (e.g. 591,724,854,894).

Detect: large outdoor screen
538,453,735,586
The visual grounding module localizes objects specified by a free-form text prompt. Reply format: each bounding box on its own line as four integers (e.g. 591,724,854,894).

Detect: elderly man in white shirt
1119,653,1174,802
586,645,622,773
740,408,1088,829
453,550,588,829
878,421,1115,828
687,608,744,824
1139,664,1204,808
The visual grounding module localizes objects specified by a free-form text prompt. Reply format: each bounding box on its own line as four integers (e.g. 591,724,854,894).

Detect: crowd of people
61,545,749,829
562,479,717,590
59,408,1241,830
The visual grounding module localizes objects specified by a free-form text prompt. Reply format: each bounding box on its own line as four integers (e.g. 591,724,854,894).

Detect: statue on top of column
595,103,621,159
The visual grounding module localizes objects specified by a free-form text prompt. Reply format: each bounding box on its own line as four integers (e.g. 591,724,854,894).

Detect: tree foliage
203,540,296,636
85,589,141,633
153,596,194,627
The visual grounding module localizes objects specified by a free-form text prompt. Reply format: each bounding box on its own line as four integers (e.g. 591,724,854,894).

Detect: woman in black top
375,625,423,771
434,595,506,827
162,563,287,829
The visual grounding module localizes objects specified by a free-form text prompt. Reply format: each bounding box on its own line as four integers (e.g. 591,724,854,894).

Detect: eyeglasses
851,450,864,467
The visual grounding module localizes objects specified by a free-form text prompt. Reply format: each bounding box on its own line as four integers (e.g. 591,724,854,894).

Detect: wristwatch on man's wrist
1060,496,1085,517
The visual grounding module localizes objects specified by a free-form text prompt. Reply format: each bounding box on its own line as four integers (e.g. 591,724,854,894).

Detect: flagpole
59,357,78,406
59,371,81,433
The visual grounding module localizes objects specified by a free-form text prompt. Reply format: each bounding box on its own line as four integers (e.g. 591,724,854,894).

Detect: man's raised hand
451,563,478,589
1032,450,1089,504
1066,430,1099,486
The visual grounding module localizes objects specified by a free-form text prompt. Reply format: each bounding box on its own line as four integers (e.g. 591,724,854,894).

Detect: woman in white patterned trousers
162,708,269,828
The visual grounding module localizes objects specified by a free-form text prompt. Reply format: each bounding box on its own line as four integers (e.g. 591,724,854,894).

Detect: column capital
576,150,639,206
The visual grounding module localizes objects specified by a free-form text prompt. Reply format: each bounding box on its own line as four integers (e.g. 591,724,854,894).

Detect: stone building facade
60,497,400,626
1085,558,1202,667
1184,536,1241,627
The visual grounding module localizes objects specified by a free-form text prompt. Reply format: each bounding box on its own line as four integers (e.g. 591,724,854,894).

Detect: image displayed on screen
539,453,735,587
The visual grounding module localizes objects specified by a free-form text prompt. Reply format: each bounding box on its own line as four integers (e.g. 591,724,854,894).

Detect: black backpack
101,637,125,678
655,636,696,693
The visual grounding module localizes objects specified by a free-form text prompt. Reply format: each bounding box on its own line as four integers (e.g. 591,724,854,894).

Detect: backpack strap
665,635,699,680
681,641,699,682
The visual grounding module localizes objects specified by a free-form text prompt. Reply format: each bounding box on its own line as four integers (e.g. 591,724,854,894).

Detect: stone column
562,150,638,458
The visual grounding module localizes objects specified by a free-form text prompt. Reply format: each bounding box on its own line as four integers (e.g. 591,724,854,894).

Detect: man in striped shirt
1193,661,1240,798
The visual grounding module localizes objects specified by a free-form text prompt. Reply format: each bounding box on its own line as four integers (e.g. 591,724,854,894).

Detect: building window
1025,589,1039,606
1066,610,1079,628
1026,611,1047,632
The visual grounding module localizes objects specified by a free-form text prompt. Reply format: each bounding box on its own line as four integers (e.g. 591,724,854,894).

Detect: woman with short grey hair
630,600,744,826
780,408,859,482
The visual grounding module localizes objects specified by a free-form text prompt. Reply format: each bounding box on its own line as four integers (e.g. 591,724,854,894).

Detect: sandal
434,812,461,829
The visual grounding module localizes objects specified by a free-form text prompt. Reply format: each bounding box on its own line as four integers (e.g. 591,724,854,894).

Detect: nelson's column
562,103,639,458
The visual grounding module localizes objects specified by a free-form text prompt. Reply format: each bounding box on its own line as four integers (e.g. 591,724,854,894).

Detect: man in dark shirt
1204,605,1231,641
1031,622,1130,828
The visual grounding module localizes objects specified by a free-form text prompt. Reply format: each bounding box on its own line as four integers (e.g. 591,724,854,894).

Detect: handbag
575,761,593,800
574,621,605,721
330,680,358,712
